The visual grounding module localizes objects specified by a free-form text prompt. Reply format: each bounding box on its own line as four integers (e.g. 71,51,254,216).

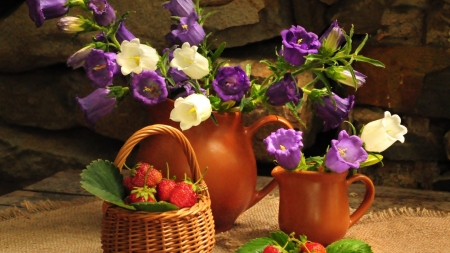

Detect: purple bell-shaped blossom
325,130,368,173
266,74,303,106
165,25,183,47
76,88,116,128
92,20,135,45
163,0,196,17
88,0,116,26
67,46,93,69
83,49,120,88
130,70,168,106
115,20,136,44
264,128,303,170
169,82,206,100
167,67,189,84
212,66,250,102
280,25,321,66
168,12,205,46
319,20,345,56
26,0,69,28
315,92,354,132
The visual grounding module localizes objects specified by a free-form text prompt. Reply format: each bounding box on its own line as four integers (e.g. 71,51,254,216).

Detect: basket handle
113,124,202,182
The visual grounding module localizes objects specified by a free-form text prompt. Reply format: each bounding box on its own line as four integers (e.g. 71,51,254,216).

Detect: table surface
1,169,450,214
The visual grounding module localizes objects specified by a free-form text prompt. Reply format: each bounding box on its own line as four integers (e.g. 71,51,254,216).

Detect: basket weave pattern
101,124,215,252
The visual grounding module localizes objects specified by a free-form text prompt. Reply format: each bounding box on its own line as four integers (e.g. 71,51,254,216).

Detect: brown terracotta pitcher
136,99,294,232
271,166,375,245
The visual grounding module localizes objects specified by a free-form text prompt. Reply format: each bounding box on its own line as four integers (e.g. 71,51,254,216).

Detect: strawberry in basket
155,177,177,202
131,162,162,187
169,180,198,208
81,159,207,212
125,186,157,204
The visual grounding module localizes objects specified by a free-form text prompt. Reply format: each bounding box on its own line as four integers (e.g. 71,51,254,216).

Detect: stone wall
1,0,450,191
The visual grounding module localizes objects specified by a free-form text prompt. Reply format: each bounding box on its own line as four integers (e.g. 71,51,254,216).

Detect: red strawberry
123,176,134,193
263,245,282,253
156,178,177,201
300,242,326,253
169,182,198,208
125,186,156,204
131,163,162,187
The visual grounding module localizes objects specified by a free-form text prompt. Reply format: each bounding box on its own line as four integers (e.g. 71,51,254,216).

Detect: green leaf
80,159,135,210
245,63,252,77
326,238,373,253
354,55,385,68
235,237,273,253
269,231,296,251
354,34,368,55
210,42,226,63
130,201,180,212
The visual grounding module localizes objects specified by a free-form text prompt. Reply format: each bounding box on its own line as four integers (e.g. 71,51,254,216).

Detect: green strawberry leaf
80,159,135,210
269,231,296,251
235,237,273,253
326,238,373,253
130,201,180,212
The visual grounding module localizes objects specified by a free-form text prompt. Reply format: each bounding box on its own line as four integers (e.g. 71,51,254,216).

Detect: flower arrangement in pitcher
263,111,408,173
25,0,385,131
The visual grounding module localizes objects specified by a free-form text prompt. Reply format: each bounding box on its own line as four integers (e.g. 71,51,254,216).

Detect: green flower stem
302,88,311,94
108,33,121,50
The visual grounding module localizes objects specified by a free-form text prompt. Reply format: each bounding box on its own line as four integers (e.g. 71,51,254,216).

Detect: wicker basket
101,124,215,253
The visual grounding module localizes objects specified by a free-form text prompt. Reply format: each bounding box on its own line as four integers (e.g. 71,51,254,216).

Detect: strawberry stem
165,162,170,179
194,166,209,185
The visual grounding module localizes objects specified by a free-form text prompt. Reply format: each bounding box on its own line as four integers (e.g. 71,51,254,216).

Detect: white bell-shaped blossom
116,38,159,75
360,111,408,152
170,93,212,130
170,42,209,79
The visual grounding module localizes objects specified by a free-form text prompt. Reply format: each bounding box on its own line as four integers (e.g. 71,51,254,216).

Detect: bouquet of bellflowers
263,111,408,174
26,0,385,133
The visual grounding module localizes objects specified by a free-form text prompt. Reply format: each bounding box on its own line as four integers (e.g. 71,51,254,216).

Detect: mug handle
245,115,294,208
347,173,375,228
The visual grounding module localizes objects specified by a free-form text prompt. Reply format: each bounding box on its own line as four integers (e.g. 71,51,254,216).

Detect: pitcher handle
245,115,294,208
347,173,375,228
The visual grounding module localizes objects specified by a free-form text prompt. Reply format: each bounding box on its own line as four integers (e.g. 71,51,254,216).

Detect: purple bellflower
212,66,250,102
169,82,206,100
280,25,321,66
130,70,168,106
115,20,136,44
26,0,69,28
266,74,303,106
315,92,354,132
169,12,205,46
167,67,189,84
83,49,120,88
325,130,368,173
319,20,345,56
163,0,195,17
264,128,303,170
92,20,135,45
76,88,116,128
67,46,93,69
165,24,182,47
88,0,116,26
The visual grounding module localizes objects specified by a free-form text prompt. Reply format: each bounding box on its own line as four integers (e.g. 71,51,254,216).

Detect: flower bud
319,20,345,56
359,154,383,168
57,16,85,33
325,66,366,89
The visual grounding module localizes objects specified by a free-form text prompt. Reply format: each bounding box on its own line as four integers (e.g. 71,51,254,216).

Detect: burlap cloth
1,195,449,253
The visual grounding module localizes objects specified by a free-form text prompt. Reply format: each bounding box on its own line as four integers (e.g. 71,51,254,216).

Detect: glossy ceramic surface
271,166,375,245
137,100,293,232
